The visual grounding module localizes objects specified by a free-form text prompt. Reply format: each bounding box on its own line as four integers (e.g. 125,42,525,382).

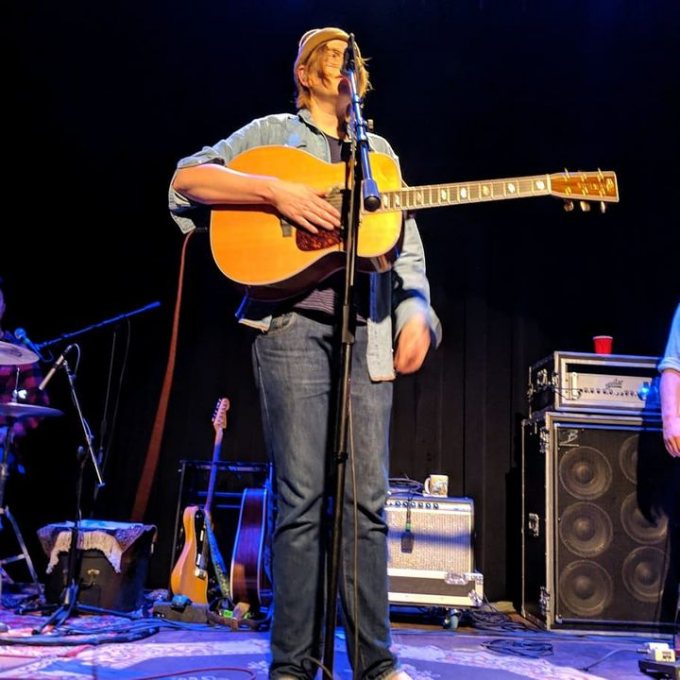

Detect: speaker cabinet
385,494,483,607
521,412,679,633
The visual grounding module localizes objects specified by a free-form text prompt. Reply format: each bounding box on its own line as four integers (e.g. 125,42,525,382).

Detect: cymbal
0,340,38,365
0,402,64,419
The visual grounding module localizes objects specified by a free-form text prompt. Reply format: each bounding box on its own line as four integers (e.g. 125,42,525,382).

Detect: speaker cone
559,560,613,617
619,434,638,484
559,502,613,558
620,493,667,545
559,446,612,500
622,546,666,603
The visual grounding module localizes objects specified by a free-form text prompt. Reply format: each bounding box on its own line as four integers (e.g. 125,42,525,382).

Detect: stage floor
0,590,676,680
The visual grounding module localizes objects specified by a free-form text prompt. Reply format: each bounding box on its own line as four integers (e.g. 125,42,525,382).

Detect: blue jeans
252,311,398,680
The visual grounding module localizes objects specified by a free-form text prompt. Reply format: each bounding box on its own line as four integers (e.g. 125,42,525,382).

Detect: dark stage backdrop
4,1,679,603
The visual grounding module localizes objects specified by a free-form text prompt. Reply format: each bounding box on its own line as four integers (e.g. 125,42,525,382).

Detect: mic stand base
20,440,120,632
28,582,136,635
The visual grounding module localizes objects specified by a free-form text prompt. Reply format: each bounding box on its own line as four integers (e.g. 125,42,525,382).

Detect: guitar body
230,487,272,609
169,398,230,605
210,146,403,300
170,505,210,604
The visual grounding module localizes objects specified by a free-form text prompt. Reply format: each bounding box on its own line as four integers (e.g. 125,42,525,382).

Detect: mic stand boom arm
322,32,381,676
36,301,160,350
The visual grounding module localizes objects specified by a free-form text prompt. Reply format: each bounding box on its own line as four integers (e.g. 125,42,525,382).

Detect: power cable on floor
482,638,553,658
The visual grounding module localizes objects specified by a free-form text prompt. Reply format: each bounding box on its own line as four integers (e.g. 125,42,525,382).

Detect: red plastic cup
593,335,613,354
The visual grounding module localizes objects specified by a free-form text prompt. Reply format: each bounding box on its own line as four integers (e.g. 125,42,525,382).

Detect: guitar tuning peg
600,201,607,213
563,200,575,212
579,201,591,212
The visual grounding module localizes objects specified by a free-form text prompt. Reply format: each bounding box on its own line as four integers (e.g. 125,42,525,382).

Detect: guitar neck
204,432,223,516
378,175,551,213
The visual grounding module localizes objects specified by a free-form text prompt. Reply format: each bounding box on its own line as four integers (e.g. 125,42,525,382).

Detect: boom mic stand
35,301,160,351
322,33,382,676
28,349,132,634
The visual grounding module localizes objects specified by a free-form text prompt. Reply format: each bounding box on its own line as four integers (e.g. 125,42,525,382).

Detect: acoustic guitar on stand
170,397,230,604
209,145,619,301
230,486,273,612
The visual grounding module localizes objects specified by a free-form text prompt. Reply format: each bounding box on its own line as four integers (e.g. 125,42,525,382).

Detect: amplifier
528,351,661,417
521,411,679,634
385,494,483,608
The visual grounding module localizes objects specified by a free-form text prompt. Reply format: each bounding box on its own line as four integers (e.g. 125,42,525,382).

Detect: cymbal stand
0,419,42,599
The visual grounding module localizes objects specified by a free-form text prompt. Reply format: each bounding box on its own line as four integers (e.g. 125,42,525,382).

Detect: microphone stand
322,33,381,676
35,301,161,351
29,356,131,634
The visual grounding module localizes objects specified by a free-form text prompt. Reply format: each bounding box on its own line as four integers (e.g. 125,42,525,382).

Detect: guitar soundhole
297,229,343,252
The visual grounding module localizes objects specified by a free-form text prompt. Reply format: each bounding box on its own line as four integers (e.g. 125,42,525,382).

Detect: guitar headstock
212,397,230,432
549,170,619,212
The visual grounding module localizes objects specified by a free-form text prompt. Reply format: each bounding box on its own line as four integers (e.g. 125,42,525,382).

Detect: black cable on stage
482,638,554,658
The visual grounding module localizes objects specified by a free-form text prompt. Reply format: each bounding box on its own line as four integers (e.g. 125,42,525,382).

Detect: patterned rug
0,625,614,680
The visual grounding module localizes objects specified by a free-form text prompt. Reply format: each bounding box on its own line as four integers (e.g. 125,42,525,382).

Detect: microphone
14,328,43,359
341,34,356,77
400,502,414,553
39,345,74,391
400,528,414,553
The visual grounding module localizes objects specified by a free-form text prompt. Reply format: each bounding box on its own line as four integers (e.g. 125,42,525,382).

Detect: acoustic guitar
170,397,230,604
209,145,619,300
230,487,272,610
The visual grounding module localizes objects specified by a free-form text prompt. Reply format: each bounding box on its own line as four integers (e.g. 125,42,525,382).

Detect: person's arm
172,164,341,234
661,368,680,456
391,216,442,375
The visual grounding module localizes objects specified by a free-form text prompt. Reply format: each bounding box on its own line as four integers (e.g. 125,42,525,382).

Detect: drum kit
0,339,63,596
0,339,63,420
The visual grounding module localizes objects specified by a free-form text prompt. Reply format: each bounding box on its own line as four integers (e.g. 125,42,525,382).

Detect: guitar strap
205,517,231,604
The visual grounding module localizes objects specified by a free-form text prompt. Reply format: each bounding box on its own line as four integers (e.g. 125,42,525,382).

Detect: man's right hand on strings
269,179,341,234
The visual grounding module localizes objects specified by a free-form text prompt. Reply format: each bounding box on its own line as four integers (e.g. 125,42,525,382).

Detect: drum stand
0,422,42,600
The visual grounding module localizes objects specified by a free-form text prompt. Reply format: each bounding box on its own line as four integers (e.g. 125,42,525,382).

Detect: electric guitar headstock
212,397,230,434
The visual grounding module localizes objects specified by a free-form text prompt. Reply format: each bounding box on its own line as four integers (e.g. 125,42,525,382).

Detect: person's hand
394,313,431,375
663,415,680,457
270,180,341,234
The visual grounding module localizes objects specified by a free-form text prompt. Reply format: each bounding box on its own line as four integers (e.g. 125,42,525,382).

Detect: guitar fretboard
379,176,550,212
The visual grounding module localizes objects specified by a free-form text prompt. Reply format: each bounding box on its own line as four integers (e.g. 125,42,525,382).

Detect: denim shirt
659,303,680,374
169,109,442,381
